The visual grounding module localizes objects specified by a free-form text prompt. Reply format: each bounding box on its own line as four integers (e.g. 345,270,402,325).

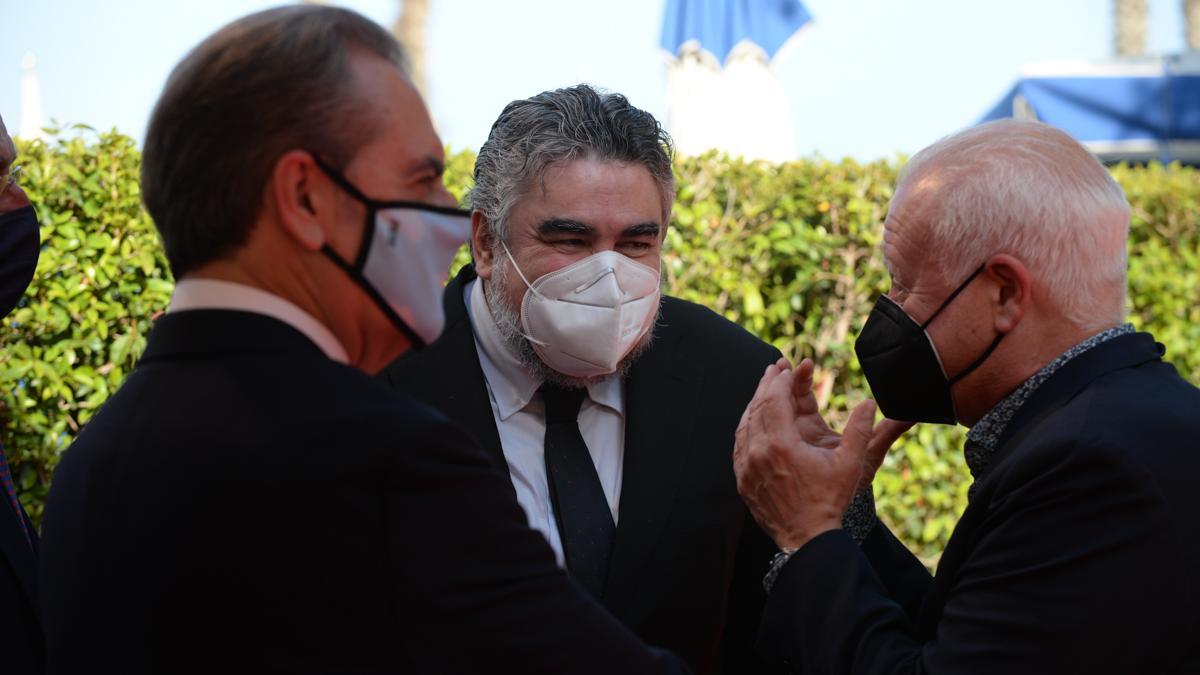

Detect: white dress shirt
464,278,625,567
168,278,350,364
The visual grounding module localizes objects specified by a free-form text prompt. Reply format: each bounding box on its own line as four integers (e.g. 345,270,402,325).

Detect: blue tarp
660,0,812,63
981,56,1200,164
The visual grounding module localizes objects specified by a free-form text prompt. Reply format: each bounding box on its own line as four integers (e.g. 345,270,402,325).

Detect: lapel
385,265,509,477
0,495,37,615
917,331,1166,633
603,298,705,614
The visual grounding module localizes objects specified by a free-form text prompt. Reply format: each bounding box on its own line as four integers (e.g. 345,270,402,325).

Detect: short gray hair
898,119,1130,330
469,84,675,242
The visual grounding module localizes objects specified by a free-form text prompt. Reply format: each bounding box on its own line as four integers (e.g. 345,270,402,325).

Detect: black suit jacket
759,332,1200,674
383,265,782,675
0,487,40,673
0,204,44,674
38,309,688,674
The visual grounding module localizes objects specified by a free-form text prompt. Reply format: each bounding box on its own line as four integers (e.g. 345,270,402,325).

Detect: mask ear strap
494,240,550,347
500,240,542,297
948,332,1004,385
920,264,986,330
311,154,373,205
319,243,428,350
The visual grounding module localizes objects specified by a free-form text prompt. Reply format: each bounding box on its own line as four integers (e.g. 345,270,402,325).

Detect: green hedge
5,130,1199,565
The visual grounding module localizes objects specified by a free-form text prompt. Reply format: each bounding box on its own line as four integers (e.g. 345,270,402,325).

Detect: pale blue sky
0,0,1191,160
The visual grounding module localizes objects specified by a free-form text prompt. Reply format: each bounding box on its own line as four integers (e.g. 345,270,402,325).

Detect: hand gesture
733,358,911,550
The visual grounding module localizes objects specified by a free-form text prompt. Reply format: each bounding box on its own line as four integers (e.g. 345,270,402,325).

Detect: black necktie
541,383,616,598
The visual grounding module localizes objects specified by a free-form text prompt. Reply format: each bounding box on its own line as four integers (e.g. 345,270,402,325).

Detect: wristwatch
762,547,799,593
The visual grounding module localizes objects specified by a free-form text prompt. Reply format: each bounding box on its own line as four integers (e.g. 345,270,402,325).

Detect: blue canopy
981,56,1200,164
660,0,812,64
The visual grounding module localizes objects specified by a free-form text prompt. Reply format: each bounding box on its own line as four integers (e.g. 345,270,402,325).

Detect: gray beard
483,252,658,391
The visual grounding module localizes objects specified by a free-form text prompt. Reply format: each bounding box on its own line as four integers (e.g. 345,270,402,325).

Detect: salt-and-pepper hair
468,84,675,242
897,119,1130,330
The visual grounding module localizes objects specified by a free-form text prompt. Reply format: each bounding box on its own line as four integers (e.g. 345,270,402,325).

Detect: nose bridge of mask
502,244,661,376
873,293,952,379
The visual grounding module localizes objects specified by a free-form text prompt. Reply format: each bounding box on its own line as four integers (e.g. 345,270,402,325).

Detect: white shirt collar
465,278,624,421
168,278,350,365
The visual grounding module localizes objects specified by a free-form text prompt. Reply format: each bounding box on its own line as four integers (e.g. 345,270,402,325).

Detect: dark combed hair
468,84,676,241
140,5,405,278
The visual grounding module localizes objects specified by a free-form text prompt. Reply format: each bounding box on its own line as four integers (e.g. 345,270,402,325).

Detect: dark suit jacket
383,265,782,675
0,490,40,673
0,203,44,674
759,332,1200,674
38,309,688,674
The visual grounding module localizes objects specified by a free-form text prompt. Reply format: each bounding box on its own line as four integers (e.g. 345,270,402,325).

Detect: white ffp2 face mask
501,243,661,378
313,156,470,349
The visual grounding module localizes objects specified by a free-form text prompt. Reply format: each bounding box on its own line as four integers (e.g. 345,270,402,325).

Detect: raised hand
733,359,910,550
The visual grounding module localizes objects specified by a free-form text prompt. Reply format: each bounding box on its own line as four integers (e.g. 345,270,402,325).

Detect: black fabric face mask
854,265,1003,424
0,205,41,319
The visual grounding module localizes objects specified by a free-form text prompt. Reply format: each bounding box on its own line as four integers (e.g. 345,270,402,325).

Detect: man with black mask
0,113,44,675
734,119,1200,673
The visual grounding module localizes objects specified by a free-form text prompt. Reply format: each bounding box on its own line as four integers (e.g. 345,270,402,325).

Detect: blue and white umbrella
981,54,1200,164
661,0,813,66
660,0,812,161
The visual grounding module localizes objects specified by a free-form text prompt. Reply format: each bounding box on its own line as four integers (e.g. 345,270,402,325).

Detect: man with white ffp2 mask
37,9,689,673
383,84,784,675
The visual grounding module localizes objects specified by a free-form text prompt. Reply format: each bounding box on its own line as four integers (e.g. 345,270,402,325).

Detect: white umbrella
19,52,46,141
660,0,811,162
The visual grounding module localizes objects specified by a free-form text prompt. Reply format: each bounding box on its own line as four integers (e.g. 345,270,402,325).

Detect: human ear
472,211,497,280
985,254,1030,334
271,150,334,251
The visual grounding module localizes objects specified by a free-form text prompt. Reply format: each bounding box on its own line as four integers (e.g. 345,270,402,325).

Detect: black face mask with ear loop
0,205,41,319
853,265,1004,424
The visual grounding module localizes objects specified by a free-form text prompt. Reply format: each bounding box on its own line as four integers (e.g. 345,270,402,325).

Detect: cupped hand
733,359,911,550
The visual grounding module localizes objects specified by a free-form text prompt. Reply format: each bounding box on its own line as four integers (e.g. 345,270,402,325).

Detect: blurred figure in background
0,113,44,674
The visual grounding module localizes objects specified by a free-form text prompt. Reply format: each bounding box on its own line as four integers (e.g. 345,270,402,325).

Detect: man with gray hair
38,7,688,673
385,84,780,674
734,119,1200,673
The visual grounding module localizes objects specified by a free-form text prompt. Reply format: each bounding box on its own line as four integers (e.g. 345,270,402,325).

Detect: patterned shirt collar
964,323,1134,480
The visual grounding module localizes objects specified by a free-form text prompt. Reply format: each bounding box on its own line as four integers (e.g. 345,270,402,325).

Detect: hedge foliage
5,130,1200,564
2,129,173,525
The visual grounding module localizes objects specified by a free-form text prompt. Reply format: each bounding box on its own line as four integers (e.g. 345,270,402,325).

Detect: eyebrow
536,219,661,237
407,155,445,178
538,219,593,236
623,222,661,237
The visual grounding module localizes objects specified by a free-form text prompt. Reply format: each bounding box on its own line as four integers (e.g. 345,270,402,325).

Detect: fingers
790,358,814,396
735,363,787,459
840,399,878,459
757,368,800,435
790,358,823,418
866,418,913,466
856,417,911,490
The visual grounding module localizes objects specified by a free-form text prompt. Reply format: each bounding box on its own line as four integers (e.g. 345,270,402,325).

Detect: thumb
864,418,913,472
840,399,878,462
